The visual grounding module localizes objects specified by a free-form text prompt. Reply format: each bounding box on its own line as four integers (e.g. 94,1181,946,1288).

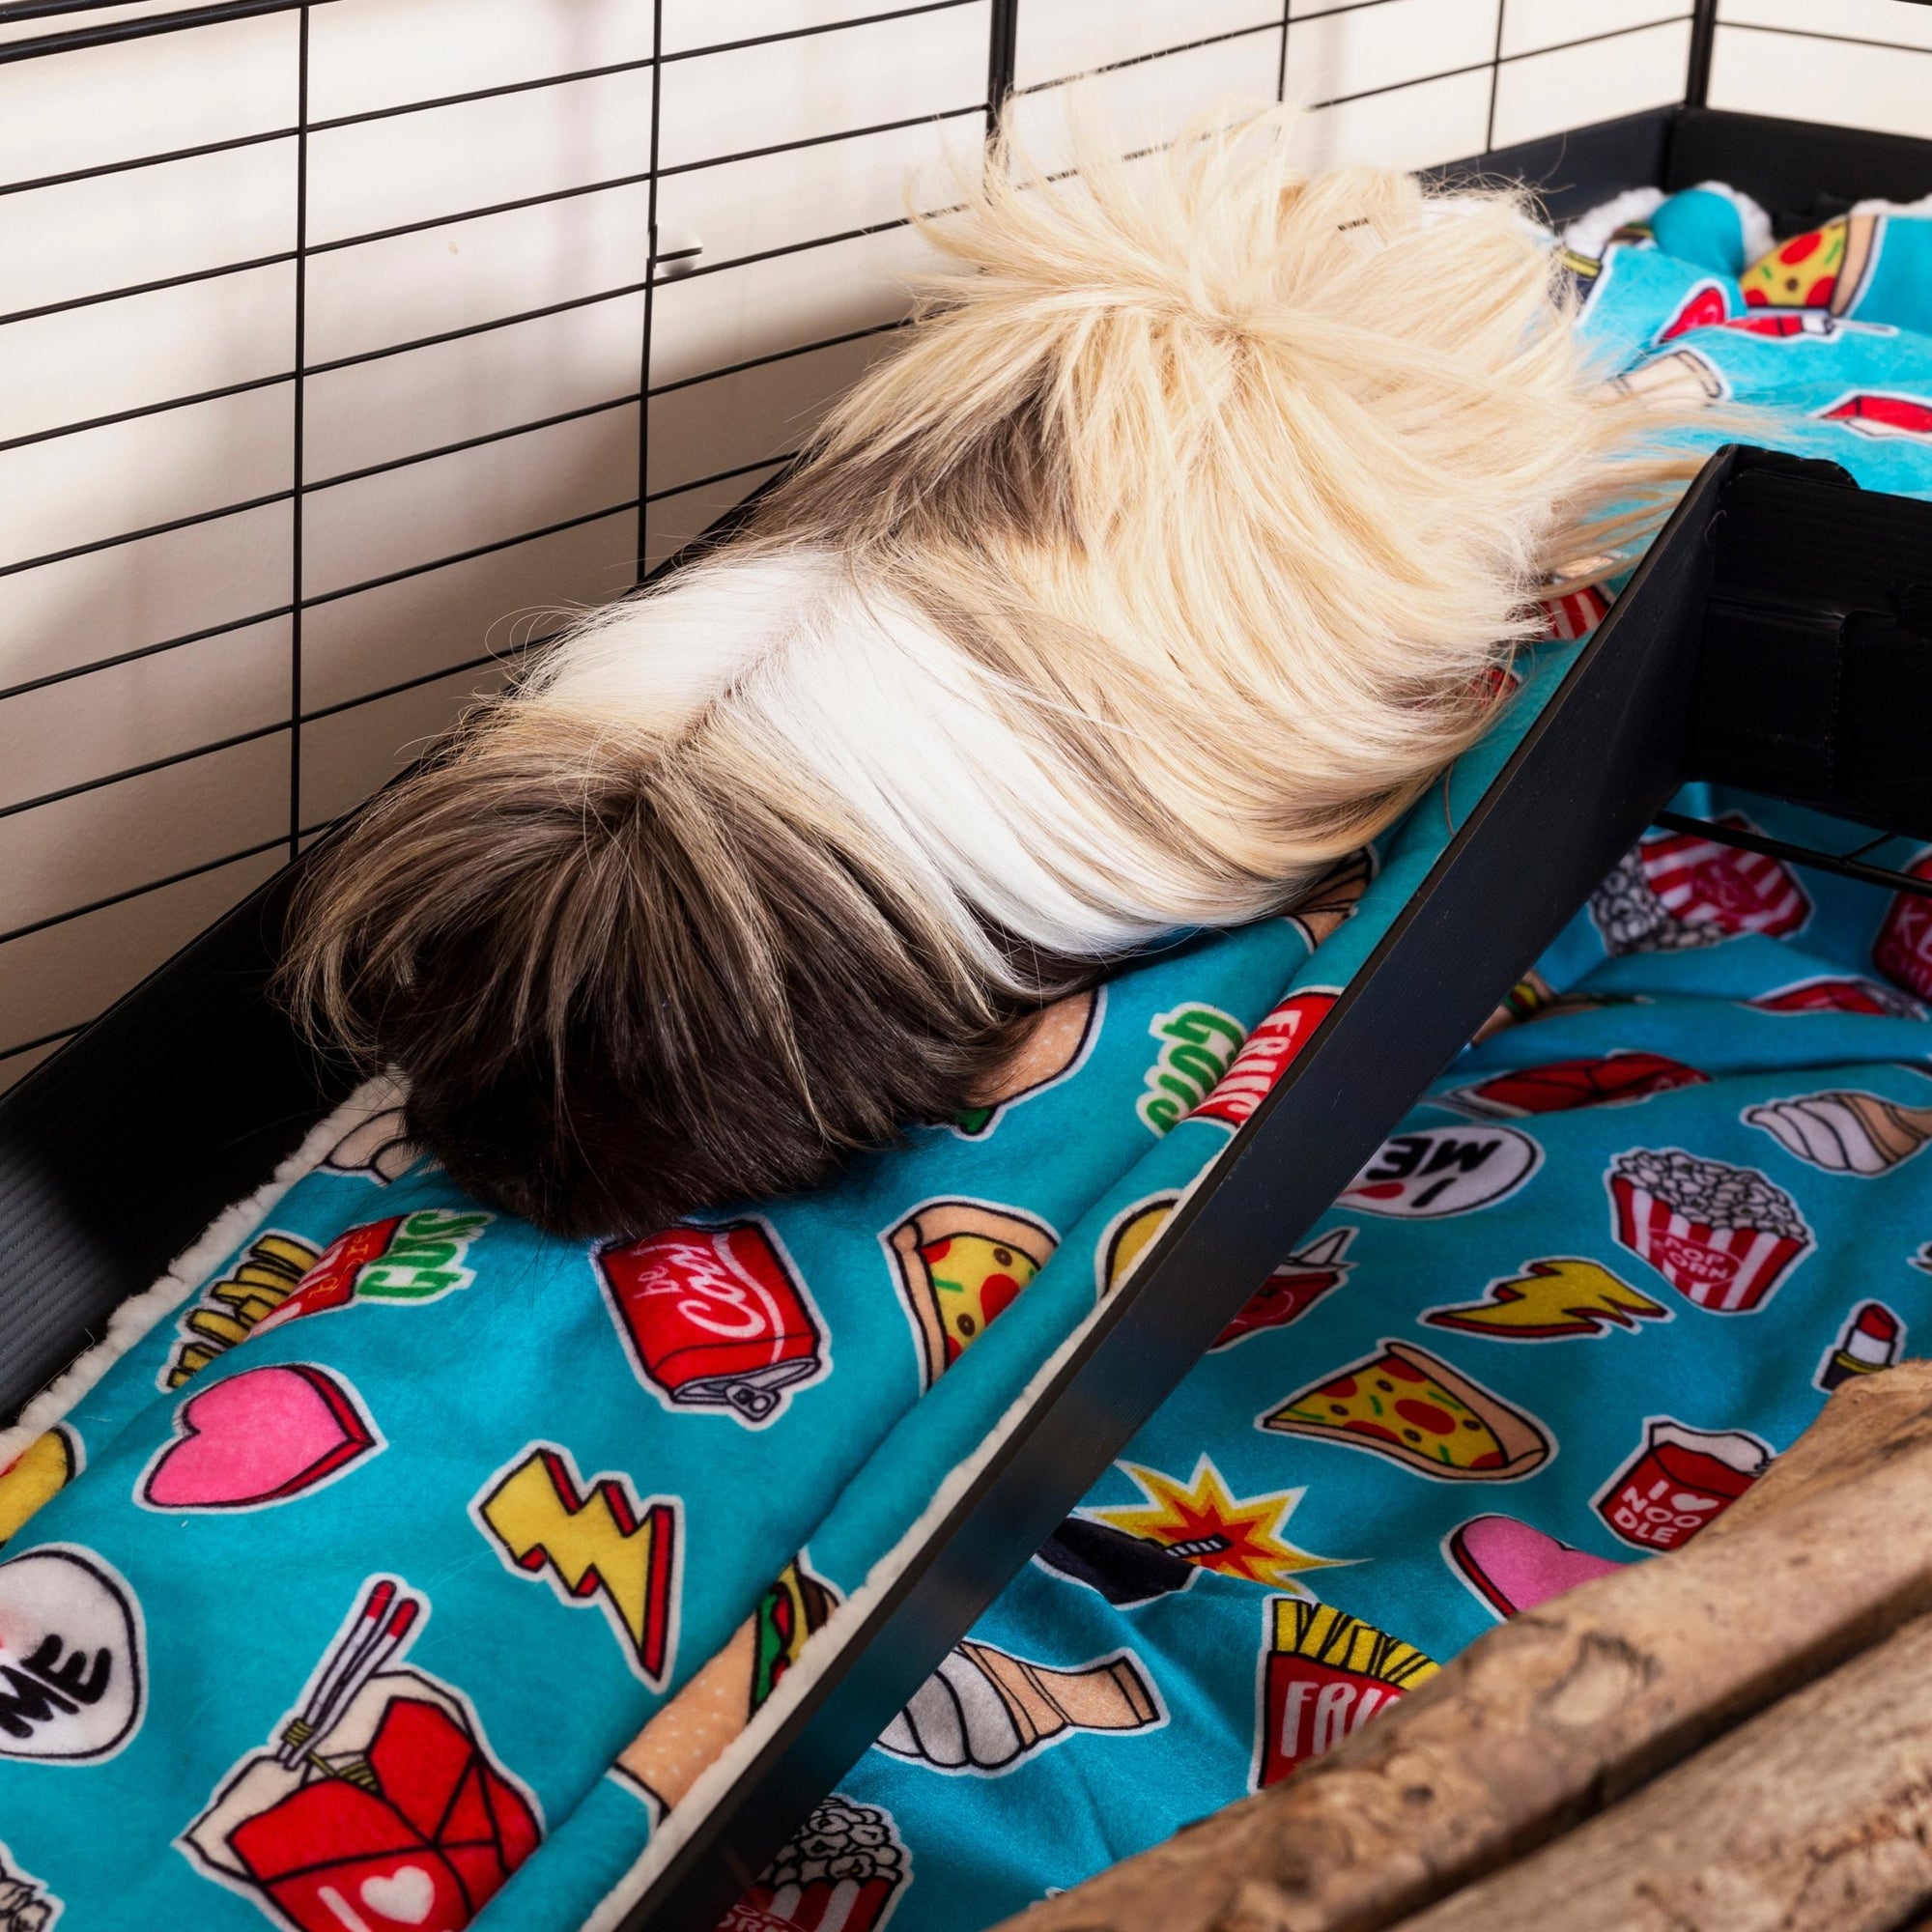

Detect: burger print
952,987,1100,1138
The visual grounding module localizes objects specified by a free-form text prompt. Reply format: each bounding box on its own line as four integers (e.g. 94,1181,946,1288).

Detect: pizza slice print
1260,1340,1551,1480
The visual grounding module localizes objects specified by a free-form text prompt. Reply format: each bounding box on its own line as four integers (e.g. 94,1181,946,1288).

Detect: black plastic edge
1668,106,1932,235
0,861,357,1424
623,450,1735,1930
1428,106,1675,225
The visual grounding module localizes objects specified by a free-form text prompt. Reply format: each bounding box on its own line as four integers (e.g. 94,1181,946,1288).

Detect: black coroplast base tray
2,107,1931,1932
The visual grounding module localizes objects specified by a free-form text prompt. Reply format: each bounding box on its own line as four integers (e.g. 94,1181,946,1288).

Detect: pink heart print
143,1364,379,1510
1449,1514,1622,1618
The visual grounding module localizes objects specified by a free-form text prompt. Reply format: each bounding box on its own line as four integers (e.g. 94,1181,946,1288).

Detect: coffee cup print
877,1641,1160,1775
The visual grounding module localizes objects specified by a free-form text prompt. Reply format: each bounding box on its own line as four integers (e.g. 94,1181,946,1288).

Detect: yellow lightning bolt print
1088,1455,1346,1592
476,1444,680,1685
1424,1258,1667,1341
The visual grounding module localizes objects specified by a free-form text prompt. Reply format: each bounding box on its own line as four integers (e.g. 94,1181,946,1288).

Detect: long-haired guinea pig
282,109,1696,1237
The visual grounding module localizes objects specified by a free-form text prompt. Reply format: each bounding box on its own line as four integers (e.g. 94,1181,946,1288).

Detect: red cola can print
1874,851,1932,1003
599,1219,827,1427
1607,1148,1810,1313
1660,281,1730,340
1191,989,1338,1128
1596,1418,1769,1550
1638,817,1811,940
1722,310,1836,338
1213,1228,1352,1350
253,1217,405,1332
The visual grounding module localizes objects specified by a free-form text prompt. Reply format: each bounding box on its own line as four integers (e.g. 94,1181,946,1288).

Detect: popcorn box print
1607,1150,1811,1313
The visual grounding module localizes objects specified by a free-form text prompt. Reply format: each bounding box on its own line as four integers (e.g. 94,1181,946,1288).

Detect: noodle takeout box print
184,1580,540,1932
1596,1420,1769,1549
1607,1149,1811,1312
598,1220,828,1425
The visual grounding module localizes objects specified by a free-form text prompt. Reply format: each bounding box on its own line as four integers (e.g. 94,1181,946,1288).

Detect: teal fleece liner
0,188,1930,1932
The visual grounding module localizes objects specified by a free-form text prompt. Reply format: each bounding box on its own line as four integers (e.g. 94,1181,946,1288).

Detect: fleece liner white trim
7,1059,1216,1926
1562,185,1663,260
0,1074,403,1470
582,1158,1220,1931
1562,182,1773,269
1855,192,1932,220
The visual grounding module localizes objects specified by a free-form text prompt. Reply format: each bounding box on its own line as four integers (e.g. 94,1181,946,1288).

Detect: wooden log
1386,1609,1932,1932
995,1362,1932,1932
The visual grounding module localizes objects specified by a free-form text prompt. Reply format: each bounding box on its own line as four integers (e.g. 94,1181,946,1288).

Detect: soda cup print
1597,1419,1769,1550
1607,1149,1811,1313
598,1220,827,1426
1874,851,1932,1003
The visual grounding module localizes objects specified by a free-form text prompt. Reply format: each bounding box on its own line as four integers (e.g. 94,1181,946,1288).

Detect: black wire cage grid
4,3,1932,1927
4,0,1915,1087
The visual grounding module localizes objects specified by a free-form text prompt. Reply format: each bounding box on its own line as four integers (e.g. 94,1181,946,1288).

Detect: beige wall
0,0,1744,1089
1713,1,1932,140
